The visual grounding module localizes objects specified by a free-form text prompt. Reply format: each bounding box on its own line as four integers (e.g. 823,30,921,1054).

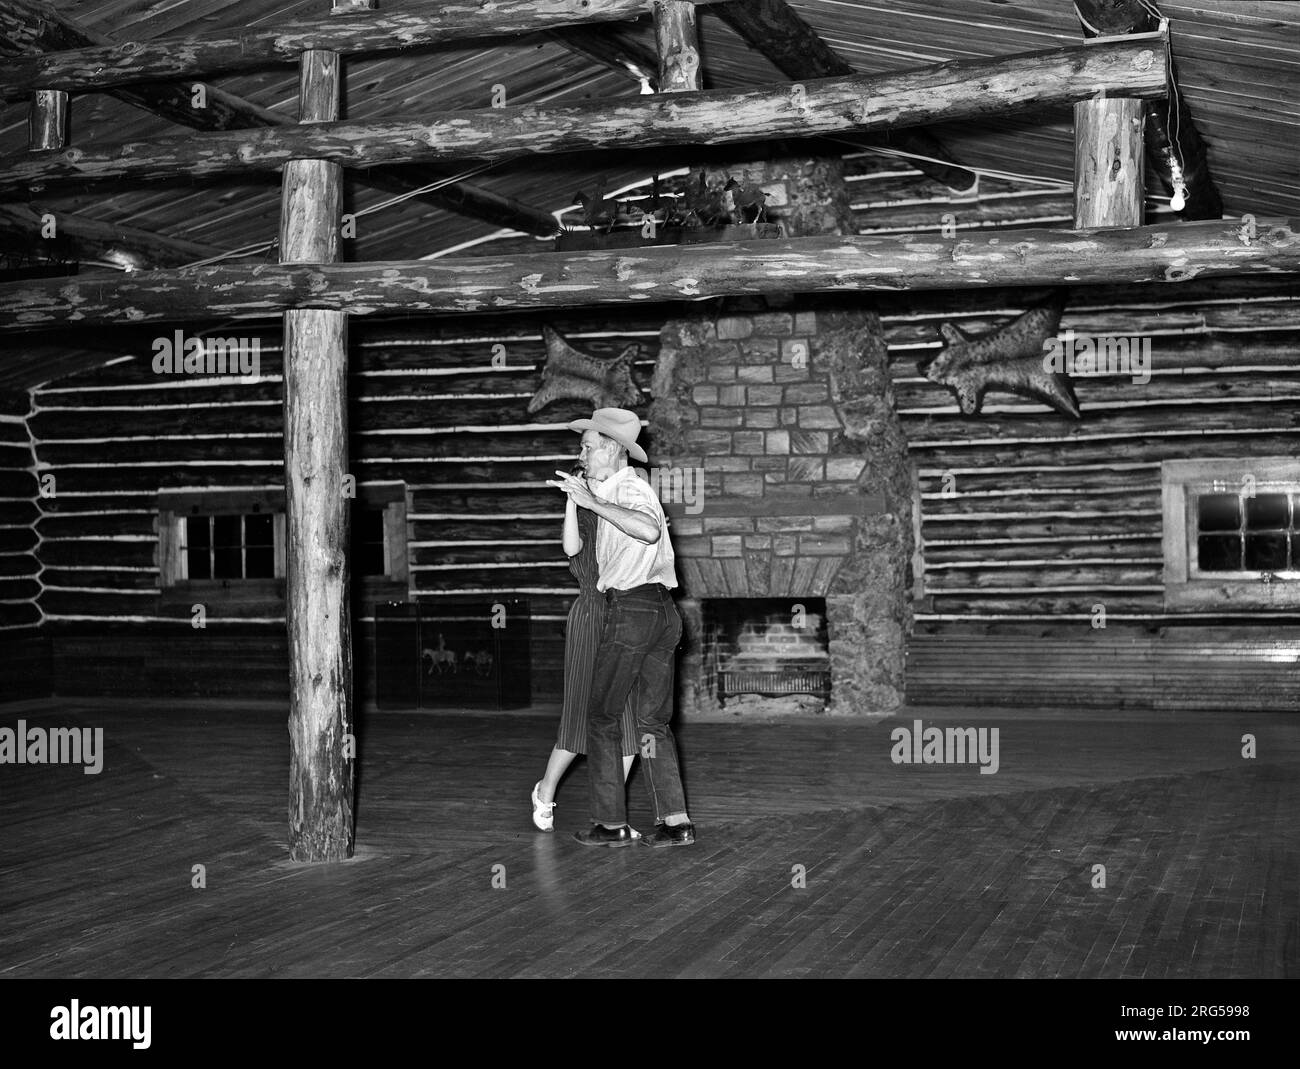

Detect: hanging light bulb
1169,156,1187,212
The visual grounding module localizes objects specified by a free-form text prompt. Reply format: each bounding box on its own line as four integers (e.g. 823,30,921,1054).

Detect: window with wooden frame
157,485,409,608
1161,458,1300,611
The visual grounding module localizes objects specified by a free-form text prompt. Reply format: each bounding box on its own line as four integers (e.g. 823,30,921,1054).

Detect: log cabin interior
0,0,1298,989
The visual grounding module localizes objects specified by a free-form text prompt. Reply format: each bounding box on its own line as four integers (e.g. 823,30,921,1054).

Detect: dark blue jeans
586,584,687,827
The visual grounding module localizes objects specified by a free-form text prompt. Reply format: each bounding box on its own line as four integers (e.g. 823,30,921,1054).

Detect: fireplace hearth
704,598,831,711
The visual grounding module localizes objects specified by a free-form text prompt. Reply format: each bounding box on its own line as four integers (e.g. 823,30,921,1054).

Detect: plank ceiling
1,1,1296,269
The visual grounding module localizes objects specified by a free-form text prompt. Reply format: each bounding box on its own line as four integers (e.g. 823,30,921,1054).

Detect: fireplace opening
702,598,831,712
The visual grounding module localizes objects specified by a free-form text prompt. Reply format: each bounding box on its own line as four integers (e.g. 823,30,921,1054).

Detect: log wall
0,387,48,700
10,147,1300,714
26,313,662,704
846,153,1300,710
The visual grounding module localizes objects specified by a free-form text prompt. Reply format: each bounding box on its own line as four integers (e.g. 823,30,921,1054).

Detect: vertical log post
653,1,702,93
29,89,67,150
282,39,353,861
1074,96,1145,228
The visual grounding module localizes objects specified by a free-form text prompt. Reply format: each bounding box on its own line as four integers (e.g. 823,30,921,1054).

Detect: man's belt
604,582,668,601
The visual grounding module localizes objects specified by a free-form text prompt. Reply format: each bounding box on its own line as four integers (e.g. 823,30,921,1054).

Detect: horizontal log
0,577,41,599
36,512,156,539
895,374,1300,412
925,539,1163,564
41,568,158,590
9,218,1299,333
0,553,39,577
0,38,1169,194
922,515,1159,542
912,433,1300,472
410,544,563,567
0,528,38,552
888,322,1300,359
0,501,40,525
38,540,154,568
924,565,1163,591
414,489,562,515
0,470,39,496
35,439,284,466
0,602,41,626
904,399,1300,446
916,466,1159,494
411,566,571,591
921,489,1161,518
0,444,32,468
0,0,686,97
0,390,30,413
924,593,1163,615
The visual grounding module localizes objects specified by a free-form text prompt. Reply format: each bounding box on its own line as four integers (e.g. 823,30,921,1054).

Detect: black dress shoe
574,824,638,848
646,822,695,848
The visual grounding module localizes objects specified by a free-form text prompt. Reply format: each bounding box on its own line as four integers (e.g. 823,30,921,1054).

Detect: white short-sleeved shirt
592,467,678,592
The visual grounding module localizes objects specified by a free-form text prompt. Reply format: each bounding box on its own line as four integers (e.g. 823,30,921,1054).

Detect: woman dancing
531,467,638,832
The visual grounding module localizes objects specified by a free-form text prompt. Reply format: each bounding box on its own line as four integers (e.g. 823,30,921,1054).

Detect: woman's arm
561,493,582,557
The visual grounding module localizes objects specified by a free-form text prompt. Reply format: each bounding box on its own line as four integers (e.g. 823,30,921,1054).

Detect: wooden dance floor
1,700,1296,979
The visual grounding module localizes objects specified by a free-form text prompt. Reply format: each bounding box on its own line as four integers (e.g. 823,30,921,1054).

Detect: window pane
355,509,384,543
1198,534,1241,571
213,514,243,579
1244,493,1288,530
1197,493,1240,532
246,513,274,547
185,516,211,580
245,547,274,578
1245,534,1288,571
353,508,387,576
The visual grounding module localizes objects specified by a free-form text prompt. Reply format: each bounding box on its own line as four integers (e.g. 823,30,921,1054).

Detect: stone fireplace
649,296,914,717
641,154,913,718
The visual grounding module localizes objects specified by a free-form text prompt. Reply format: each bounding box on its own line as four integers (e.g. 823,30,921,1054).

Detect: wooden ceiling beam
0,37,1170,196
711,0,976,190
0,0,721,99
1074,0,1223,219
546,25,662,90
1,217,1293,332
0,0,559,238
0,203,224,269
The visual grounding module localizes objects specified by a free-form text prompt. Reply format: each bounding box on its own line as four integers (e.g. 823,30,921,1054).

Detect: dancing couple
531,407,694,847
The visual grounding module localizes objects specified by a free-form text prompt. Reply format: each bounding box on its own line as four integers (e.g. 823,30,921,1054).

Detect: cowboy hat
568,407,648,463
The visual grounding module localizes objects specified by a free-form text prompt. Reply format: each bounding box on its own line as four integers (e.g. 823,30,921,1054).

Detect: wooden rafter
0,37,1170,195
1,217,1293,331
711,0,976,191
0,0,721,98
546,24,662,90
0,0,560,238
0,203,224,269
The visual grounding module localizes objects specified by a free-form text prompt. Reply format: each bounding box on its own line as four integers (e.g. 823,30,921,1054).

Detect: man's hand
546,470,598,509
547,470,660,545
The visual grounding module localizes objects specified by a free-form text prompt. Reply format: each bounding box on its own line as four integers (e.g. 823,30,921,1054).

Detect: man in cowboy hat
547,407,695,848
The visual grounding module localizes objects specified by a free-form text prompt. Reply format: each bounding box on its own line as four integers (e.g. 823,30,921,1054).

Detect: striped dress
555,507,639,757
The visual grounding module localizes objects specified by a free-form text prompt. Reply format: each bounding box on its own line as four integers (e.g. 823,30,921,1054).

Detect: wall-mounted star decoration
526,326,644,415
918,295,1080,419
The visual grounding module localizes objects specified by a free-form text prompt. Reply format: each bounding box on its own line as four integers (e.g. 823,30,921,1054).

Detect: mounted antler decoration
527,325,643,414
918,295,1081,419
